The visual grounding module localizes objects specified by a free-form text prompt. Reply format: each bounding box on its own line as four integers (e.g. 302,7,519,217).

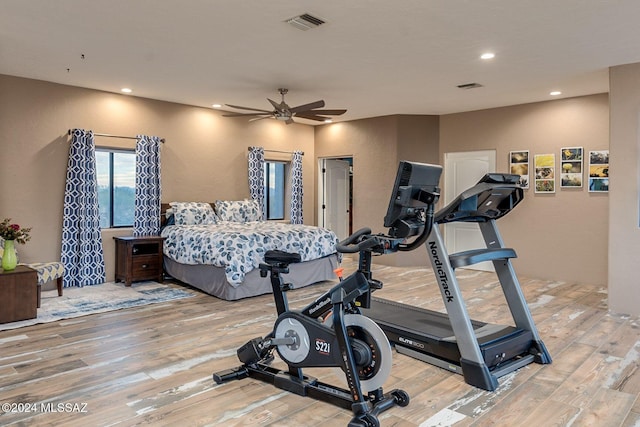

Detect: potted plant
0,218,31,271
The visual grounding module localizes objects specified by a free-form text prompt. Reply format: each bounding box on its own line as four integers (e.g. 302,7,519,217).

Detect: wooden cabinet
114,236,164,286
0,265,37,323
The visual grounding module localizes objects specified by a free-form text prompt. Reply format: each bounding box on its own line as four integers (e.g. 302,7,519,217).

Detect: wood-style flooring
1,256,639,426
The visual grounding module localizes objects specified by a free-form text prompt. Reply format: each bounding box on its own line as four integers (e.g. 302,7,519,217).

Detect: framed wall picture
509,150,529,189
534,153,555,193
560,146,583,188
588,150,609,192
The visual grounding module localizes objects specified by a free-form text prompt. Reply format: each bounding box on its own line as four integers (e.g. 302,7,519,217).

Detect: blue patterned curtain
248,146,266,220
134,135,162,236
290,151,304,224
61,129,106,287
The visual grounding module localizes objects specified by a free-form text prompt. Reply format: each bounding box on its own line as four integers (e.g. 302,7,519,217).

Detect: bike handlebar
336,227,379,253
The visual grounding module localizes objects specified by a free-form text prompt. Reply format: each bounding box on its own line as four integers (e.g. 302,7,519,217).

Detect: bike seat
264,250,302,266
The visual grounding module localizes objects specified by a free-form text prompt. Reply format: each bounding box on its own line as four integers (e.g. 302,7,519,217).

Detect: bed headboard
161,202,217,227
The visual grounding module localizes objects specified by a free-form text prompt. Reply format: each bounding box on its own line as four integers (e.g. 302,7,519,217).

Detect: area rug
0,281,195,331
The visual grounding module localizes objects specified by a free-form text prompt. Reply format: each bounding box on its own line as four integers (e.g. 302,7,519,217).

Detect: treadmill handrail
448,247,517,269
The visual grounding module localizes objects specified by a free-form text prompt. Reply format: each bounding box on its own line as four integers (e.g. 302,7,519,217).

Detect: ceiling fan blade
293,112,330,122
249,116,273,122
222,112,271,117
225,104,272,113
307,109,347,116
267,98,284,112
289,100,325,114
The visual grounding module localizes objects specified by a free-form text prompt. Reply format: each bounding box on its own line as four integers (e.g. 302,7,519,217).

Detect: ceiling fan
223,88,346,125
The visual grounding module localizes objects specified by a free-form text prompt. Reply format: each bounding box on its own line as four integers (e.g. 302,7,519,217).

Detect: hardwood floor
1,257,639,426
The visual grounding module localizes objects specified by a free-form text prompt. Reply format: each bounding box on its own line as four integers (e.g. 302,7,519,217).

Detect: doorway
443,150,496,271
318,157,353,241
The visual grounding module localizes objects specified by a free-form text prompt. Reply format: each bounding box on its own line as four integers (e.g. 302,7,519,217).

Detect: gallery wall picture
560,146,583,188
535,153,555,193
510,150,529,189
588,150,609,192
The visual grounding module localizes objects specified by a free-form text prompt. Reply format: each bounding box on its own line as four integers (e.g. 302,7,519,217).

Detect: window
96,149,136,228
264,161,286,220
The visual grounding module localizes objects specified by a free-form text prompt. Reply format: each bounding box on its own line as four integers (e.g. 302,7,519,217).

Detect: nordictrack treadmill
362,168,551,391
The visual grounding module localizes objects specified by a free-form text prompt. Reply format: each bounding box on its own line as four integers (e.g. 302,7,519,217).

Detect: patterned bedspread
161,221,339,287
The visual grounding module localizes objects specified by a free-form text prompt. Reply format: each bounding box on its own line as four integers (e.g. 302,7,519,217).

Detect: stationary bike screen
383,161,442,239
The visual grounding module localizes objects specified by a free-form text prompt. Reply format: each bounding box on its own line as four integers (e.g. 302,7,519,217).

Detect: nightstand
114,236,165,286
0,265,38,323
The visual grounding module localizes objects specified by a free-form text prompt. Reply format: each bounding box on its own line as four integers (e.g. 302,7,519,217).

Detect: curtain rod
67,129,165,143
248,147,304,155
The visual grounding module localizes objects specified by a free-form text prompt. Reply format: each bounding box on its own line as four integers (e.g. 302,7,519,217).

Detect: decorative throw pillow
215,199,263,222
169,202,218,225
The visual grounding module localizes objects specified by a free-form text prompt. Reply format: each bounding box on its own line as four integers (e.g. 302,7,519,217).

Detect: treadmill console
478,173,521,185
435,173,523,224
384,161,442,239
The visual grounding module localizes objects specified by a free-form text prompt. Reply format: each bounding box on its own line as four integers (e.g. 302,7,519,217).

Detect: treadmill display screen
384,161,442,238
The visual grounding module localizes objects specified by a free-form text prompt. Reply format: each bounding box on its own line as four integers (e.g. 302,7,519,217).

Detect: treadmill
360,161,551,391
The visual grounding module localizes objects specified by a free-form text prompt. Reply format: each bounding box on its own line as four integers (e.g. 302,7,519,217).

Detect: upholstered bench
25,262,64,308
0,239,64,308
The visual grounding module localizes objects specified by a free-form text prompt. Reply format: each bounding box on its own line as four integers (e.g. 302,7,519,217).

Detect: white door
320,159,350,241
443,150,496,271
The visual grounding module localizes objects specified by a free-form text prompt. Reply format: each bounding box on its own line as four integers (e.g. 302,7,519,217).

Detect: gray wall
608,62,640,316
440,94,609,286
316,96,609,286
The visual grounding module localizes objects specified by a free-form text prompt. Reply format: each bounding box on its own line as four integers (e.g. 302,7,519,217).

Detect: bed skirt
164,254,340,301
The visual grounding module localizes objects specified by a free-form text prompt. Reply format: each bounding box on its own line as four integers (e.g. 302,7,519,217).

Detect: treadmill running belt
364,297,535,372
364,297,486,339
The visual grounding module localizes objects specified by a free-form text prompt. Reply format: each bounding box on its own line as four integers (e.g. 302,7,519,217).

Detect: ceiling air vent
285,13,326,31
457,82,484,90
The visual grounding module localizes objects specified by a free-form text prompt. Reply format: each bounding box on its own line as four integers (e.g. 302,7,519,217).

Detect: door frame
318,156,353,239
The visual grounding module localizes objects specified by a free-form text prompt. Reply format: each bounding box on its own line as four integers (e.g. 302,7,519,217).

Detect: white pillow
215,199,263,222
169,202,218,225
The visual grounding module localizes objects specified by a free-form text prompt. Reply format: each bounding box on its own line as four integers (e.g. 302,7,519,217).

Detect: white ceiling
2,1,639,124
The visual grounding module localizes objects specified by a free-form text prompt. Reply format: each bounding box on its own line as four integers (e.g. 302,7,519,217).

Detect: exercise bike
213,238,410,427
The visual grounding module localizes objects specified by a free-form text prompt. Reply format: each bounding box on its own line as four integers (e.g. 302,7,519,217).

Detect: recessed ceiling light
324,119,333,123
550,91,562,96
212,104,222,108
121,88,132,93
480,52,495,60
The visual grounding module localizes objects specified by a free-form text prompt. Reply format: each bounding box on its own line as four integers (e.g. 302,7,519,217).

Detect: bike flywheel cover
274,316,310,364
343,314,393,392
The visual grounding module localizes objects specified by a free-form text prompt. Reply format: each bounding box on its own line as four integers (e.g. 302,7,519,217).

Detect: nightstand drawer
132,255,160,276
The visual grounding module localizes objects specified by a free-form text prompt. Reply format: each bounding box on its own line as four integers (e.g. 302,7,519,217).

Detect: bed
161,201,340,300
